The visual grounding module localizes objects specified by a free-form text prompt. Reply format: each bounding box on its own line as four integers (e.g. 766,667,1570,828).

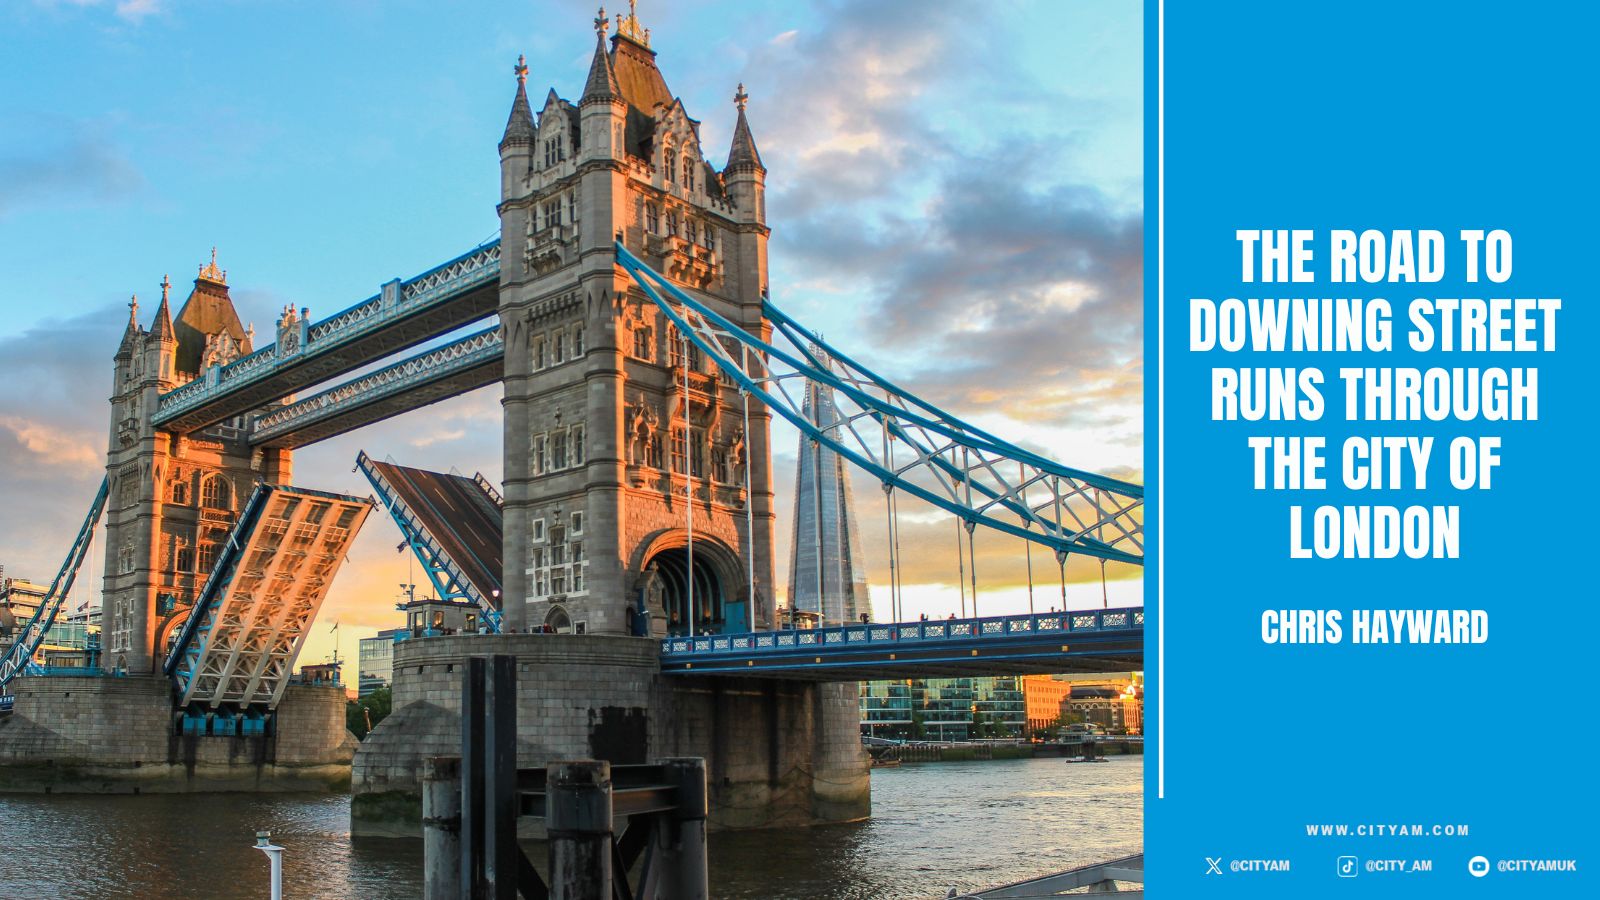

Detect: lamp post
254,830,283,900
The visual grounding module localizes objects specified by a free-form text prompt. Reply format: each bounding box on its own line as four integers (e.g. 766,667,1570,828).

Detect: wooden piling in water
548,760,614,900
421,757,462,900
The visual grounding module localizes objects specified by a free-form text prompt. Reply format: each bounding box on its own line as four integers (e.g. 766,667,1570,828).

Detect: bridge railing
660,607,1144,657
155,241,501,424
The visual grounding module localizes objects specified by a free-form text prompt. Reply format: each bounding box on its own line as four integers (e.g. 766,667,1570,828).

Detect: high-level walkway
154,242,500,432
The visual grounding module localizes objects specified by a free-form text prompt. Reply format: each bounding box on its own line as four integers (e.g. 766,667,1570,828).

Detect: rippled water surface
0,756,1140,899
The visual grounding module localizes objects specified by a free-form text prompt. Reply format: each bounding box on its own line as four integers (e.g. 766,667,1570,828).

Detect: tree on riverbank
346,688,392,740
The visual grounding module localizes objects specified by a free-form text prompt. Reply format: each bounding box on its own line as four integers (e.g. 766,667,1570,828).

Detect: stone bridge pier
351,633,869,837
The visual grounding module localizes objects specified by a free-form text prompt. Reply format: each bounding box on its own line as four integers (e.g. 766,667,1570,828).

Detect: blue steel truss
248,325,503,446
163,484,271,679
164,484,371,710
614,243,1144,566
0,477,109,689
660,608,1144,680
356,451,502,632
154,240,501,427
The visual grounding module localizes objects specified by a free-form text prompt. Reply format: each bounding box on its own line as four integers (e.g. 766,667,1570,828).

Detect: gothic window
533,435,547,475
551,430,568,470
664,148,677,181
646,204,660,233
197,543,216,575
666,210,679,238
118,539,135,574
170,479,189,505
201,475,230,510
632,324,653,360
683,159,695,192
645,434,663,468
567,192,578,226
667,327,683,367
118,470,137,507
553,330,566,364
532,518,546,543
712,447,730,484
703,223,716,253
670,427,687,474
571,511,584,535
175,544,194,574
529,517,587,600
534,336,547,369
572,323,585,356
570,425,585,466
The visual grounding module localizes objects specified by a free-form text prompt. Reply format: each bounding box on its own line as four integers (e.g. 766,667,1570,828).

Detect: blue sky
0,0,1143,667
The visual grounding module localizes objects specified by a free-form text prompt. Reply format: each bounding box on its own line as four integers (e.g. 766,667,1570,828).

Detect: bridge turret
144,275,178,387
116,294,142,361
579,9,625,164
499,54,535,205
723,84,766,228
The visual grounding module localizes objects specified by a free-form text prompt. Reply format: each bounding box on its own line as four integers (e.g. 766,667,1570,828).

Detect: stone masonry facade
496,8,778,638
0,674,354,792
351,633,869,836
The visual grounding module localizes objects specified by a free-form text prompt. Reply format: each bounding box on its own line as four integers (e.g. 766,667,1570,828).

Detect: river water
0,756,1140,899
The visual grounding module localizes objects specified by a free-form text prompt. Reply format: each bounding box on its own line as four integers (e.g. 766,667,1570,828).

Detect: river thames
0,755,1140,899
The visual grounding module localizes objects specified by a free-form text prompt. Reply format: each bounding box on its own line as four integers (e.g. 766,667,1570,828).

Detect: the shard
786,365,871,625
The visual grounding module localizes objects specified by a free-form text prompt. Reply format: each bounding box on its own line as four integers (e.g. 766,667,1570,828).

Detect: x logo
1205,857,1223,875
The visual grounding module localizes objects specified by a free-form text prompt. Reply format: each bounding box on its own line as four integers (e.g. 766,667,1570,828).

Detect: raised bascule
0,4,1143,832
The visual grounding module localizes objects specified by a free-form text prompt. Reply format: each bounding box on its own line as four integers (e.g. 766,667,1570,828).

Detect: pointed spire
581,7,622,105
149,275,175,341
500,54,535,153
726,83,764,173
118,294,142,356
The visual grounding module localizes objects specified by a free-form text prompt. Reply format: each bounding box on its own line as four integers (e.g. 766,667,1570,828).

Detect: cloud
730,2,1144,445
31,0,166,23
113,0,164,21
0,305,124,581
0,416,101,470
0,124,145,218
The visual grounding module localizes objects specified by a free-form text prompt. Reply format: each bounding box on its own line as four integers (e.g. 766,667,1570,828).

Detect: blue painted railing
660,607,1144,658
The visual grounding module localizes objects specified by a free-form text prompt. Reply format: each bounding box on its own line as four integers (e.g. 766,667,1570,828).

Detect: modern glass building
357,628,402,697
859,676,1028,741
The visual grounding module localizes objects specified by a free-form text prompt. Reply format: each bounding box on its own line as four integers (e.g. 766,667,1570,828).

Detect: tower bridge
0,4,1142,834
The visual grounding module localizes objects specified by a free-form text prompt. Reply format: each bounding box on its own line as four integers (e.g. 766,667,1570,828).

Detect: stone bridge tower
101,257,290,674
497,6,775,637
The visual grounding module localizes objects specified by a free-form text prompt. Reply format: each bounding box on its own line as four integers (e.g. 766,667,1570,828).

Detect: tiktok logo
1337,856,1358,878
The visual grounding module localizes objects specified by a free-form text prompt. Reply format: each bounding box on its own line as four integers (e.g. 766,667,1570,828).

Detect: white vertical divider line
1157,0,1168,801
